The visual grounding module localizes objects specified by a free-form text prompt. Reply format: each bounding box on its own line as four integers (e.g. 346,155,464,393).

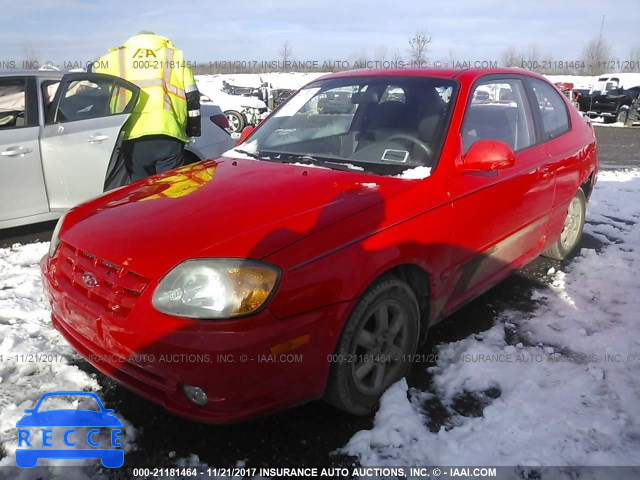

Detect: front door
445,76,555,312
0,76,48,223
39,73,139,209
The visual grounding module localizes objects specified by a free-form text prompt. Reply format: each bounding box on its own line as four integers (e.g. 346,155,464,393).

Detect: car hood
61,158,416,279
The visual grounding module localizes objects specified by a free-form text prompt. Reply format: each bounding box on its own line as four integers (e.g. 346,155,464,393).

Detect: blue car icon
16,391,124,468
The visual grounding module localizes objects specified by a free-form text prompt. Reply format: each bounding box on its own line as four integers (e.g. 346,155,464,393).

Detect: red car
40,68,598,423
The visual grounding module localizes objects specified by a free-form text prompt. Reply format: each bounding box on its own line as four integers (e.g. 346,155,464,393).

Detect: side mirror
234,125,255,146
459,139,515,173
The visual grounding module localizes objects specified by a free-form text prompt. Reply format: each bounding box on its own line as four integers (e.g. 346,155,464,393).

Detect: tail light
210,114,229,130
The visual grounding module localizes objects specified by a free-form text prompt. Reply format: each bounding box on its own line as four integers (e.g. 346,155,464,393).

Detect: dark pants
122,135,185,181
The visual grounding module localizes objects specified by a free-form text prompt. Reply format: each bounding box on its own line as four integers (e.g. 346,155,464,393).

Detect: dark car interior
256,77,456,174
0,80,27,129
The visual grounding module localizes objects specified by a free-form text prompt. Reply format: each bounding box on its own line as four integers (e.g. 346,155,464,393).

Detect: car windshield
229,76,457,177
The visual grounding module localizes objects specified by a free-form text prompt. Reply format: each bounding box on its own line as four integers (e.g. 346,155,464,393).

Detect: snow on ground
195,72,326,112
0,244,136,479
1,170,640,478
344,169,640,476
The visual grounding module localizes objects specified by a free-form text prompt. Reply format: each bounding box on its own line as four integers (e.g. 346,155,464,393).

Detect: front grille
56,241,150,319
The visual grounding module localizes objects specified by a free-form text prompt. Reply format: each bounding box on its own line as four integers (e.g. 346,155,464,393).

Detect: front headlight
152,259,280,319
48,213,67,258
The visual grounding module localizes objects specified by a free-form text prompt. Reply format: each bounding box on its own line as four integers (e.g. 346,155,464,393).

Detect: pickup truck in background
579,73,640,124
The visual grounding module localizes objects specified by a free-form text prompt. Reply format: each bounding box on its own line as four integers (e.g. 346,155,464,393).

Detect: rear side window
529,78,570,141
462,79,536,153
0,79,27,129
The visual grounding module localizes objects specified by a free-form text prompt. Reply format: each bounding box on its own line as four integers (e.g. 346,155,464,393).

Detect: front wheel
324,277,420,415
542,188,586,260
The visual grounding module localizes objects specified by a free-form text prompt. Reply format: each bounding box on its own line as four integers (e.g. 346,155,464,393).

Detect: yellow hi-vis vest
95,34,197,143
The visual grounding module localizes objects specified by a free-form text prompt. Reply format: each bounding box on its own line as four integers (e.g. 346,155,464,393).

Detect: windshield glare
235,76,457,176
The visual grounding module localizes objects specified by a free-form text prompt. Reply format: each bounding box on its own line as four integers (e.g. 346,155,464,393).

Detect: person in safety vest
93,32,201,181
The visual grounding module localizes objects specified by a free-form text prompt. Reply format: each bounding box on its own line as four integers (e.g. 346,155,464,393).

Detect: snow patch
344,169,640,471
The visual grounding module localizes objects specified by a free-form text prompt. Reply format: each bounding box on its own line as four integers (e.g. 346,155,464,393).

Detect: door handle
1,146,32,157
86,133,109,143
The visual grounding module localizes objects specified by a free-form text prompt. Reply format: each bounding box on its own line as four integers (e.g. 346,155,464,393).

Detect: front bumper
40,254,352,423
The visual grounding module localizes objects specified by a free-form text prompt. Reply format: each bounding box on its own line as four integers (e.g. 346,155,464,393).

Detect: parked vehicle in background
554,82,581,109
0,71,233,230
187,102,234,164
219,80,268,133
41,68,597,423
199,80,295,134
579,73,640,124
317,90,355,114
626,95,640,126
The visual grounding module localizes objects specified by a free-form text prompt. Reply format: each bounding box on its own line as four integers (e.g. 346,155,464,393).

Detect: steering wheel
385,134,433,159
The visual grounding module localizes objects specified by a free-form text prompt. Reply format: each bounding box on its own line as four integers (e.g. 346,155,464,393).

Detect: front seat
356,101,414,150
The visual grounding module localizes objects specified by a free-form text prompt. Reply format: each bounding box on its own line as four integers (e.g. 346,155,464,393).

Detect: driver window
0,79,27,130
462,79,536,153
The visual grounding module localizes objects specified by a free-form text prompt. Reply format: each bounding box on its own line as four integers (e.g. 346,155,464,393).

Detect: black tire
324,276,420,415
542,188,586,260
616,107,629,125
602,116,615,124
225,110,245,133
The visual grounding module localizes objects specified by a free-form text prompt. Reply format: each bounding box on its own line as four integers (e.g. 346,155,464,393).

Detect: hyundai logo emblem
82,272,98,288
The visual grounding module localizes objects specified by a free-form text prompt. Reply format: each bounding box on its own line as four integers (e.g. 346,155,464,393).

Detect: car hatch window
0,78,27,129
462,78,536,153
529,78,570,141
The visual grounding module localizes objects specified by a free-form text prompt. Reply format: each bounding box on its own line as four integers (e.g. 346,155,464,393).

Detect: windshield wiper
230,148,261,159
269,152,359,172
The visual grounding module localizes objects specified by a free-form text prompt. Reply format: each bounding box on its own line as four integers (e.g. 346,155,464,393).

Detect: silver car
0,70,233,229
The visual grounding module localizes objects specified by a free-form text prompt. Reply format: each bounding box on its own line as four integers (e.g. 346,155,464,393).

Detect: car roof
309,67,547,84
0,69,64,79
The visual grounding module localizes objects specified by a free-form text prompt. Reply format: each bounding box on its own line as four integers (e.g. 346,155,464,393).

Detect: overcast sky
0,0,637,67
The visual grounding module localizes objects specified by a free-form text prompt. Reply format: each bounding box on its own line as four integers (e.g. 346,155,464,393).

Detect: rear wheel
616,107,629,125
542,188,586,260
225,110,245,133
324,277,420,415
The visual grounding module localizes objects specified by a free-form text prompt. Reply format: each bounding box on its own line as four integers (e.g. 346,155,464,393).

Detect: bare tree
374,46,388,62
348,49,370,69
526,44,540,64
393,49,402,65
22,41,40,69
279,41,293,65
630,45,640,72
408,29,432,64
580,36,612,75
500,46,520,67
